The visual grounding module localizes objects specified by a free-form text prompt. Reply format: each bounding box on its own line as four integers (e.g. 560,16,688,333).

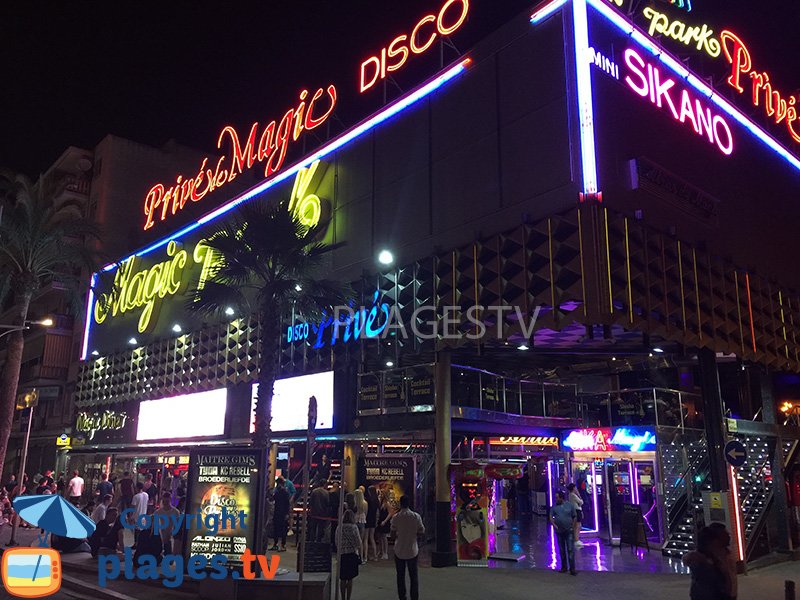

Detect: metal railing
578,387,703,430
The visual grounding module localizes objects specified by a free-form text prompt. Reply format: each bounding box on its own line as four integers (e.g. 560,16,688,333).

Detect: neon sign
562,427,656,452
360,0,470,93
588,47,619,80
288,159,328,229
490,436,560,447
76,409,128,441
142,85,337,231
641,7,719,58
623,47,734,156
720,30,800,145
288,290,390,348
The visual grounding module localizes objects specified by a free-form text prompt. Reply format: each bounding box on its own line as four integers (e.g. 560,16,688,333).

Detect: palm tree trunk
0,293,31,484
254,303,281,450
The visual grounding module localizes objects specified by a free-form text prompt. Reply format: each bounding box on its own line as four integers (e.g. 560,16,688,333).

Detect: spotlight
128,337,138,345
518,344,529,351
377,249,394,265
224,307,235,316
91,350,99,357
652,347,664,353
172,324,182,333
385,360,394,367
295,284,302,292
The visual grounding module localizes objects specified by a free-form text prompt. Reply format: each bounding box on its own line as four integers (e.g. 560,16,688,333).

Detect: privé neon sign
142,86,337,231
623,47,734,156
562,427,656,452
720,30,800,144
360,0,470,93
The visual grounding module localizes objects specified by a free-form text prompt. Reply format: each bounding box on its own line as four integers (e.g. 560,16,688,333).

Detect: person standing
118,471,135,509
96,473,113,499
309,482,331,542
270,478,290,552
376,490,394,560
92,494,113,523
352,488,368,562
550,491,577,575
391,495,424,600
154,492,181,554
131,482,149,542
567,483,584,547
338,510,361,600
67,470,84,506
4,475,16,495
142,474,158,513
364,485,380,561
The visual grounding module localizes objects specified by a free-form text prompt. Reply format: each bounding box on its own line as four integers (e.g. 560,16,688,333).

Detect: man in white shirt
67,470,84,506
92,494,113,523
390,495,425,600
131,482,149,541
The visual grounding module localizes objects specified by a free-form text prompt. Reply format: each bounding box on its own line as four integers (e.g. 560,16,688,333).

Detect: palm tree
0,171,100,482
188,200,349,451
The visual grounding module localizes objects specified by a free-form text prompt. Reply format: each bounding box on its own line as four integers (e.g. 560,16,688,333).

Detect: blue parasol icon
12,495,96,539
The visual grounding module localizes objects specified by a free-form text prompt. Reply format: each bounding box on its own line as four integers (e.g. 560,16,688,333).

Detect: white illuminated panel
251,371,334,432
136,388,227,441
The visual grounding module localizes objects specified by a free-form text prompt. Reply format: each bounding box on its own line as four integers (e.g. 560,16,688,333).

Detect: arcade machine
449,461,523,565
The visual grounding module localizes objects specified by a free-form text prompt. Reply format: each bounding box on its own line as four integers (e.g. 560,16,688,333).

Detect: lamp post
1,317,53,547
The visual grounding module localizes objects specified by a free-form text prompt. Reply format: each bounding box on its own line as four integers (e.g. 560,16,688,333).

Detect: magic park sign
142,0,471,233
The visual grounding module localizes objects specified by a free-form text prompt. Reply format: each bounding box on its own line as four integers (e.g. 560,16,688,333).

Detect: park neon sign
359,0,470,93
142,86,337,231
562,427,656,452
623,47,734,156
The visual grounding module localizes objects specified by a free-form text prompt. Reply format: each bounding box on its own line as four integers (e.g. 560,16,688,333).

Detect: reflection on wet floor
488,518,690,574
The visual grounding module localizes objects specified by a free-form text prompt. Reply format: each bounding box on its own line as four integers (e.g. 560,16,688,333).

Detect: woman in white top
567,483,584,547
351,488,368,562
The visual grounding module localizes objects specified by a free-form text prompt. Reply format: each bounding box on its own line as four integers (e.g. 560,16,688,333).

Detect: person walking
338,510,361,600
352,488,368,562
567,483,584,547
364,485,380,561
550,491,577,575
142,474,158,513
131,482,149,542
270,478,290,552
67,470,84,506
96,473,113,499
391,495,424,600
683,525,737,600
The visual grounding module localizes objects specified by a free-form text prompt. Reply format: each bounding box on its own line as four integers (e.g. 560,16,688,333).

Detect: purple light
572,0,599,193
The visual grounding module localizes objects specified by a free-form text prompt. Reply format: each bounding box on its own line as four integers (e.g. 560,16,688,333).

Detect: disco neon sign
623,47,734,156
562,427,656,452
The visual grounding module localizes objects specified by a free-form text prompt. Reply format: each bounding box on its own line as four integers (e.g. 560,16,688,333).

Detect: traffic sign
724,440,747,467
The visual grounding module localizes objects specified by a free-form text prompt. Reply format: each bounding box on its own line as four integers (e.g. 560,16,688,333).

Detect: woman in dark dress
364,485,380,561
270,477,290,552
375,490,393,560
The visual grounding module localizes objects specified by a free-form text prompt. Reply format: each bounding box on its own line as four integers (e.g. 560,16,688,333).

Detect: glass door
634,460,662,543
606,459,634,539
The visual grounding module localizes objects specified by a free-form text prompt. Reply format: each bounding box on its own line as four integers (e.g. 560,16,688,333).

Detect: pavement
0,524,796,599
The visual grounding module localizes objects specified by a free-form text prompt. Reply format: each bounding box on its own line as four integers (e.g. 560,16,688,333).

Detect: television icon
1,548,61,598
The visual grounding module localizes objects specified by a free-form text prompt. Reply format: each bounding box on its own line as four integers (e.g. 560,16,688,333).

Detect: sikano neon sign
562,427,656,452
623,47,734,156
360,0,470,93
720,30,800,145
143,86,337,231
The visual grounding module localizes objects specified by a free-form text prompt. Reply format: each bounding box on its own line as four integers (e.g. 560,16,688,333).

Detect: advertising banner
73,401,139,446
184,448,263,566
363,456,416,508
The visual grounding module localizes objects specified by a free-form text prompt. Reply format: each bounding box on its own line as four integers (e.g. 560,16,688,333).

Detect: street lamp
0,317,54,340
377,249,394,266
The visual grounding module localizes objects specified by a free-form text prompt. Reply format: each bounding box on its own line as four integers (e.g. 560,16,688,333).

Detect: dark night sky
1,0,798,177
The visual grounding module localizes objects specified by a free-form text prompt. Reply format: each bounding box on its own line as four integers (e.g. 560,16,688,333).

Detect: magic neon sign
360,0,470,93
562,427,656,452
142,86,337,231
623,47,734,156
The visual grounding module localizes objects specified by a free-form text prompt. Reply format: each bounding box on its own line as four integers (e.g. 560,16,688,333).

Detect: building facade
67,0,800,568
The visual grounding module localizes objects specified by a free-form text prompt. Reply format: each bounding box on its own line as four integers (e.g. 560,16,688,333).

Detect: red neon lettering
594,431,609,452
410,15,437,54
142,86,337,231
359,0,470,94
720,29,800,147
